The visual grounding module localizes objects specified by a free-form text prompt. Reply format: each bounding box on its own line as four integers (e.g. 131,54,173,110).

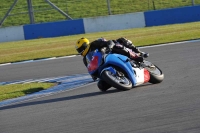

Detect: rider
116,37,149,58
75,37,149,91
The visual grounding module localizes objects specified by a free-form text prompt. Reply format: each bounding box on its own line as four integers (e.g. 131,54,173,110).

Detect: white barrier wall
0,26,25,43
83,12,145,33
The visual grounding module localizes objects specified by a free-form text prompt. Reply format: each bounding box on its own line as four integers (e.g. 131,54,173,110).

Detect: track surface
1,41,200,133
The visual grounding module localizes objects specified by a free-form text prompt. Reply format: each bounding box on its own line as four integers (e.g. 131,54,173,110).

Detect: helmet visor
76,43,88,54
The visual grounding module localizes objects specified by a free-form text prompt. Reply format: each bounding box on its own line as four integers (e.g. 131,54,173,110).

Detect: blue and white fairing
87,49,137,87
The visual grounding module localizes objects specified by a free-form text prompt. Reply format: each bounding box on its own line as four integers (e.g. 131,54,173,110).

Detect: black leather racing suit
116,37,142,53
83,40,141,67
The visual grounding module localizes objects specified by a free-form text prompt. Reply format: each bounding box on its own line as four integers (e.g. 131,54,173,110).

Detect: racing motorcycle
86,47,164,91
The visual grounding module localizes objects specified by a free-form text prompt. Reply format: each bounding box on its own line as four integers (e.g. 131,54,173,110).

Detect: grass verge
0,83,56,102
0,21,200,64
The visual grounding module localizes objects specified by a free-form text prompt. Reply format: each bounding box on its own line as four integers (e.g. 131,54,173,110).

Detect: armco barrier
144,5,200,27
83,12,145,33
23,19,85,40
0,26,24,42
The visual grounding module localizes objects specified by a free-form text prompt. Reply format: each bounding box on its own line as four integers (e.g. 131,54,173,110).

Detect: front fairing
100,54,137,86
87,50,137,86
87,50,103,75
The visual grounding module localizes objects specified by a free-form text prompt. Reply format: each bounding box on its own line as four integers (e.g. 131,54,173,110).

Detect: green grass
0,83,56,101
0,21,200,64
0,0,200,27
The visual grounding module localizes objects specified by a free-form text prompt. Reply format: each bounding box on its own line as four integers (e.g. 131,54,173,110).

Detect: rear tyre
147,65,164,84
101,70,132,91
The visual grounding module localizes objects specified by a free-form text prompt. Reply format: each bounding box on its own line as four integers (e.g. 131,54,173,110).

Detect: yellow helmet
75,37,90,56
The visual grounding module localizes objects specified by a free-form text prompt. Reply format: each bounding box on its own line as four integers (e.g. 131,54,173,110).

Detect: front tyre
101,70,132,91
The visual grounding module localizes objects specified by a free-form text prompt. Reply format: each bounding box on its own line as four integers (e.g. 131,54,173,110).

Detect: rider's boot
97,80,111,92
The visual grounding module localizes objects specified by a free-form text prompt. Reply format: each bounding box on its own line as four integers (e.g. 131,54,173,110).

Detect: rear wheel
144,61,164,84
101,70,132,91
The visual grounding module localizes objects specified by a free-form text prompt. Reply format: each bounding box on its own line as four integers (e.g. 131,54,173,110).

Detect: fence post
27,0,35,24
152,0,156,10
45,0,73,20
107,0,112,15
192,0,195,5
0,0,18,27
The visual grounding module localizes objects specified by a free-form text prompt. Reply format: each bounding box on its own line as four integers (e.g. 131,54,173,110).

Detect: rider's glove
107,40,115,51
140,52,149,58
129,51,144,62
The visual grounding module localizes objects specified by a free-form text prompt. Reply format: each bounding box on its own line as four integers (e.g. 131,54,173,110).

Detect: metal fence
0,0,199,27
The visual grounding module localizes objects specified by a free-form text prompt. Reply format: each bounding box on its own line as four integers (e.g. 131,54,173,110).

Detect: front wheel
101,70,132,91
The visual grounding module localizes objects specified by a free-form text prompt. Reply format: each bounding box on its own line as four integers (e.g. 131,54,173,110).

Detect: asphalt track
1,41,200,133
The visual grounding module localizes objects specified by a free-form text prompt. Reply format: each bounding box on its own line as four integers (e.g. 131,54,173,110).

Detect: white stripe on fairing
134,68,144,86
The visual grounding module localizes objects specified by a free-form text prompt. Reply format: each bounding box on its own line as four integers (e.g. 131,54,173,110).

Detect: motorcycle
86,47,164,91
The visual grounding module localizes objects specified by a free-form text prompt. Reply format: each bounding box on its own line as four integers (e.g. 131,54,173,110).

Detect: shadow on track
0,83,153,110
0,89,121,110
